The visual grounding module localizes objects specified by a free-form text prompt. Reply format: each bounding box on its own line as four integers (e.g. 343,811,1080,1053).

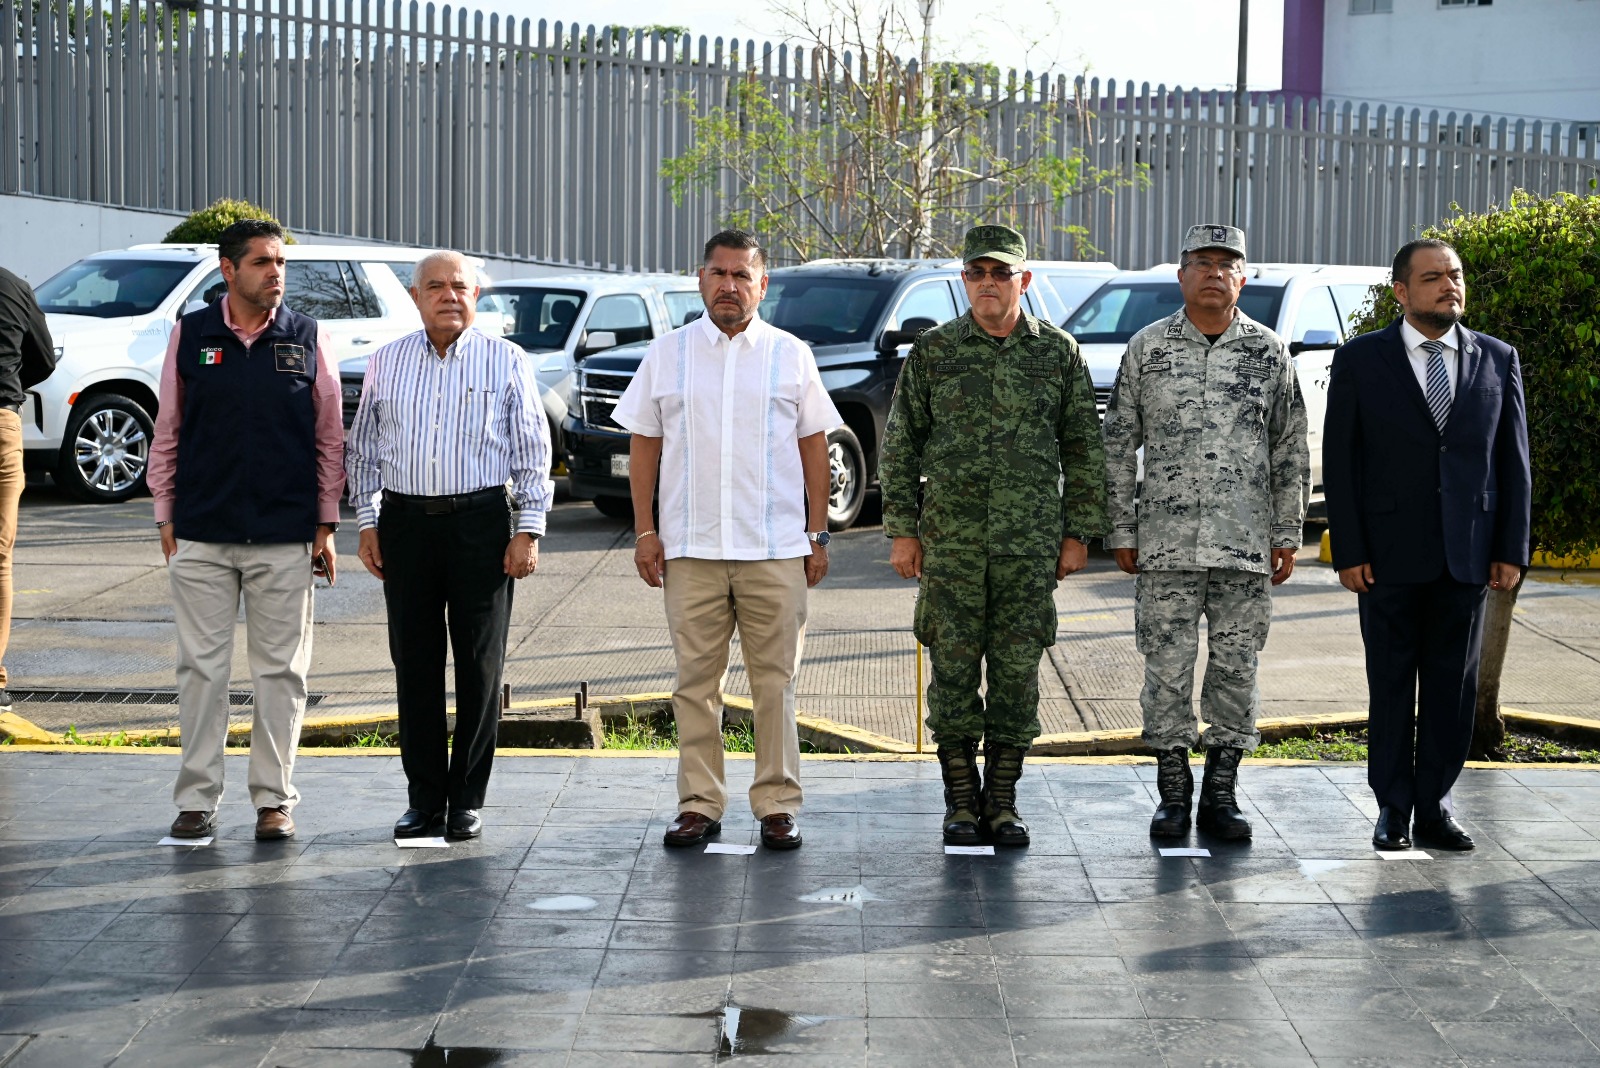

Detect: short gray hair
413,250,470,287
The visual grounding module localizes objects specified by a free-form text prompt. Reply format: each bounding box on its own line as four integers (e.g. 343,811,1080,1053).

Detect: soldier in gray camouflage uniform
1102,223,1310,841
881,224,1108,847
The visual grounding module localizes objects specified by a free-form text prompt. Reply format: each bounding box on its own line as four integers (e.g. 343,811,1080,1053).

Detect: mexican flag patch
200,347,223,365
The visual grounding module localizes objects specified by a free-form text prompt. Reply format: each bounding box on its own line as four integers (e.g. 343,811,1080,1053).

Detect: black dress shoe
1414,815,1474,851
1372,807,1412,851
663,811,721,847
394,808,445,838
446,809,483,840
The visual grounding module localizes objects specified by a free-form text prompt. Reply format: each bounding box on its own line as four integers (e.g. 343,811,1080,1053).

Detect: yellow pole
915,642,924,754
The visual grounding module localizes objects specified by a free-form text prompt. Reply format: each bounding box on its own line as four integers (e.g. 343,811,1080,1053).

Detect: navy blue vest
173,301,321,544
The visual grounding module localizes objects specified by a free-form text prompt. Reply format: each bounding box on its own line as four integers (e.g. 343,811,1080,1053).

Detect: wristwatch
318,522,340,533
807,531,831,547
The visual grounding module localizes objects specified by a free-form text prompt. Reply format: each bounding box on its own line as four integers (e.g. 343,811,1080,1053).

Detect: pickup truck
562,260,1065,528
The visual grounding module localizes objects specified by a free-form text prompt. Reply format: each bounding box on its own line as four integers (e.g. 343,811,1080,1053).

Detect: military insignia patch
274,344,308,374
1210,226,1228,242
199,347,223,365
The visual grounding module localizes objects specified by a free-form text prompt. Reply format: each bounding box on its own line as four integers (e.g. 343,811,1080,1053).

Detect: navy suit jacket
1323,318,1531,585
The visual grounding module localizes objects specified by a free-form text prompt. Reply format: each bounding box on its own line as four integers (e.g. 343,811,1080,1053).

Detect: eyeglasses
1185,257,1244,276
961,267,1022,283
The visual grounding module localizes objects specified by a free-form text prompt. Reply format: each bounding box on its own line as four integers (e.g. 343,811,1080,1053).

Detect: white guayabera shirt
613,312,842,562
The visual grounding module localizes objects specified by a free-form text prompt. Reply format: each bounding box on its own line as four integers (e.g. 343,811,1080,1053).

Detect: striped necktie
1421,338,1451,433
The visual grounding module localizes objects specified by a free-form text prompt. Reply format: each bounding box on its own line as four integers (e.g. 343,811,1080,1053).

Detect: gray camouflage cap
1181,223,1247,260
961,224,1027,265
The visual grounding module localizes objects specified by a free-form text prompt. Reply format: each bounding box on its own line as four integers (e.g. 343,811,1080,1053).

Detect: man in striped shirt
615,229,842,851
346,251,554,841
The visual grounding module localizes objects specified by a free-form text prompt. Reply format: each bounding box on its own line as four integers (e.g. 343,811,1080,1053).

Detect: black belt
383,487,507,516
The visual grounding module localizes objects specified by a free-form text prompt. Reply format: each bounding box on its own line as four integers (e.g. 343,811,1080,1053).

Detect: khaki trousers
169,539,314,813
664,557,807,821
0,409,22,688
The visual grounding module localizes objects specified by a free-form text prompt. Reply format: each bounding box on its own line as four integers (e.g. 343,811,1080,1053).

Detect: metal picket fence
3,0,1597,270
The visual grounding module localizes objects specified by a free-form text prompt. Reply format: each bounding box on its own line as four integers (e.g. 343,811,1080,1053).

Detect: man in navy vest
149,219,345,841
1324,239,1531,853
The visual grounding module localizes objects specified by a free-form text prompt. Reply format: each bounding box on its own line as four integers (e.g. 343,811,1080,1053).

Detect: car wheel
56,393,155,503
826,425,866,531
592,495,634,520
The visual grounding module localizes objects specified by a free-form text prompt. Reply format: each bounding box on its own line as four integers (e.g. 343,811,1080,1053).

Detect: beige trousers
169,539,314,813
664,556,808,821
0,409,22,688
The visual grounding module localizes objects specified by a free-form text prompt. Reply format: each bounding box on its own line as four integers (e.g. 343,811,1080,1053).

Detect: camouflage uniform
881,308,1109,746
1103,295,1310,752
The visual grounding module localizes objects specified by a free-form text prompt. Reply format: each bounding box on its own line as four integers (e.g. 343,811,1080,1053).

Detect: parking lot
7,482,1600,744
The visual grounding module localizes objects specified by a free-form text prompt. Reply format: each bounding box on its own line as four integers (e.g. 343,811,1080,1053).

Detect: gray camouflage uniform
1102,304,1310,752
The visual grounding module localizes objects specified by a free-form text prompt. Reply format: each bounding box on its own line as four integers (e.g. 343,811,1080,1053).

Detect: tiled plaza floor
2,751,1600,1066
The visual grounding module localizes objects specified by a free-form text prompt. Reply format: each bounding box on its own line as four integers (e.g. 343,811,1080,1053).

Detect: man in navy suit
1323,239,1531,852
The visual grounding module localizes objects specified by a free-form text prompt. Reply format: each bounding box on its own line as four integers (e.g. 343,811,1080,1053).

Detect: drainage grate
11,689,327,707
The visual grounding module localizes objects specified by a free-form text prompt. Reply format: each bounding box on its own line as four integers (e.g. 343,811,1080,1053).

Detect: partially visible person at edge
1101,223,1310,843
613,228,840,852
1323,238,1531,854
149,219,344,842
0,265,56,715
879,223,1109,848
345,250,553,842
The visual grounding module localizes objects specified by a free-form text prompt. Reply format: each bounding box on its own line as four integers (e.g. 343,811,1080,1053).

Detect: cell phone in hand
313,552,333,588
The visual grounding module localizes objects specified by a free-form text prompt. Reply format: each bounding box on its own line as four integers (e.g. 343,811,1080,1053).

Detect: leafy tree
660,0,1140,263
1347,189,1600,758
163,199,295,245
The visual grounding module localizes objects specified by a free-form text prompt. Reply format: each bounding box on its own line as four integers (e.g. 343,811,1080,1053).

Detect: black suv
563,261,1062,528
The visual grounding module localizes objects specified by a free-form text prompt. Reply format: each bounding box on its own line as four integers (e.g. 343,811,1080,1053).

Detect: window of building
1350,0,1393,13
1438,0,1491,7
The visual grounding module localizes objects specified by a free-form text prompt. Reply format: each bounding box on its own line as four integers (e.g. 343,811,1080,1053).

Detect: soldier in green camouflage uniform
880,224,1108,847
1102,223,1310,841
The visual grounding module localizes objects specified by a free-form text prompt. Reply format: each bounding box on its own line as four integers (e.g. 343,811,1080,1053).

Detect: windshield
761,275,897,345
478,287,587,351
35,259,195,318
1064,281,1285,344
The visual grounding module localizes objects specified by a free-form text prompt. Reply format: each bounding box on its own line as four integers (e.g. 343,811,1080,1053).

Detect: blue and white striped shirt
345,326,554,535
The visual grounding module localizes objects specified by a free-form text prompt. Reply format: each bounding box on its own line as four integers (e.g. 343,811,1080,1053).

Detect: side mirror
577,330,618,356
878,317,938,355
1289,329,1340,356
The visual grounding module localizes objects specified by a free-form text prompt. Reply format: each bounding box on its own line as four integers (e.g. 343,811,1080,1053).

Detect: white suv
30,243,480,502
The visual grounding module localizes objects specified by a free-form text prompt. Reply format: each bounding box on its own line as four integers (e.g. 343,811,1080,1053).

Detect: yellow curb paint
1319,529,1333,564
1531,549,1600,570
0,711,62,744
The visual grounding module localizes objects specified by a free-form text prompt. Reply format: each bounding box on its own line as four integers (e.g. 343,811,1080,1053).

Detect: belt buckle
423,498,452,516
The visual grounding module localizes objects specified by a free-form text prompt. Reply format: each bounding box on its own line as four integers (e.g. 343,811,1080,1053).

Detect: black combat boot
981,742,1031,847
1196,746,1252,840
936,741,984,846
1149,747,1194,838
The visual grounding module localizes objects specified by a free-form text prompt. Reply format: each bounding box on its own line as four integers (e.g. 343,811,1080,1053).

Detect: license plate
610,453,630,478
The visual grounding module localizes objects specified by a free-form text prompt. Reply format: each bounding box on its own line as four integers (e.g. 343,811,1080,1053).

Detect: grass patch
1253,728,1600,764
61,724,172,747
348,727,399,748
603,715,833,754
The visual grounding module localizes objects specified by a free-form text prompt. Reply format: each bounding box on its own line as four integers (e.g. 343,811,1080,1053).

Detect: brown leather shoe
169,810,217,838
663,811,721,847
255,806,296,840
759,813,802,850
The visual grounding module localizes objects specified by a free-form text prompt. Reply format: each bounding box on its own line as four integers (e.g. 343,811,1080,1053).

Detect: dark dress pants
379,495,514,813
1358,575,1488,824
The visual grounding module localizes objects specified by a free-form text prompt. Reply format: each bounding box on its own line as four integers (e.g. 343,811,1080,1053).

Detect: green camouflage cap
1181,223,1247,259
961,224,1027,265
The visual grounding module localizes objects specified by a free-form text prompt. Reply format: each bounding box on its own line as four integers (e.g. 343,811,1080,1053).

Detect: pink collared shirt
148,295,345,525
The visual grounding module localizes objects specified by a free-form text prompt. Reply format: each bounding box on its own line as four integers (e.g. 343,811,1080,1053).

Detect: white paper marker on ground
704,843,758,855
157,836,212,847
944,845,995,856
394,837,449,848
1158,847,1212,857
1375,849,1432,860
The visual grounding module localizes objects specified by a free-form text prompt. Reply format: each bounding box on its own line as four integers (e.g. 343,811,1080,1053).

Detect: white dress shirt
612,312,843,561
345,326,555,535
1400,318,1461,400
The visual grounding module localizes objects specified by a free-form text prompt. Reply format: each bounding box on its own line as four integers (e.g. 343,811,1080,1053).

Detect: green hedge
1347,190,1600,558
162,199,295,245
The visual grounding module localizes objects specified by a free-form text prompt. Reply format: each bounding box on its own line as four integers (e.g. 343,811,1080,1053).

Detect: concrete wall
1319,0,1600,122
0,194,583,286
